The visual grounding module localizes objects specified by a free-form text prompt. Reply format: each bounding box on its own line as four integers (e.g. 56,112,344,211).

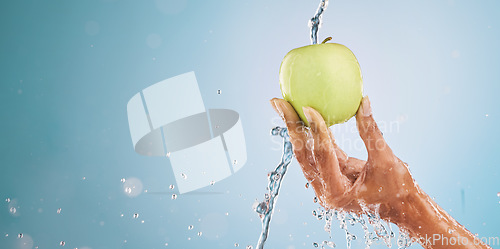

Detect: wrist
398,189,448,236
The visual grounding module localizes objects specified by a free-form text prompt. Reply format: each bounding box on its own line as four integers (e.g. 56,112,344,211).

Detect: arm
393,185,490,249
270,96,491,249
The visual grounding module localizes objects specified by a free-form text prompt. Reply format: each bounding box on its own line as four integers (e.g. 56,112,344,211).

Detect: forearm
393,186,491,249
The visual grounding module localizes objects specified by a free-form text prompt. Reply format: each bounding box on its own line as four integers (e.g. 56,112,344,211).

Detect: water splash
323,209,334,234
308,0,330,44
335,210,357,248
254,127,293,249
352,212,380,249
360,203,392,247
313,204,404,249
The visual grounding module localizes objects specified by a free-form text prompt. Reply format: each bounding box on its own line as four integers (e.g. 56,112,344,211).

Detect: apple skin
279,43,363,127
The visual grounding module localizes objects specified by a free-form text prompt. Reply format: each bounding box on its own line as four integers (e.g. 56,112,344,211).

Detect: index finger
270,98,310,160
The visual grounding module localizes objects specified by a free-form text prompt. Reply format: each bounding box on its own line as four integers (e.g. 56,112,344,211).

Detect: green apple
279,42,363,127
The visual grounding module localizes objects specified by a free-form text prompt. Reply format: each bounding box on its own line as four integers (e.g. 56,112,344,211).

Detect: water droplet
121,178,143,197
234,243,239,247
9,207,16,214
164,243,168,246
305,182,309,189
60,241,65,246
497,192,500,197
120,214,124,217
225,212,229,216
324,241,335,248
312,210,317,216
313,196,318,203
233,160,238,165
254,201,267,215
169,184,175,190
378,187,383,192
317,212,323,220
171,194,177,200
18,233,23,238
188,225,194,230
448,229,454,234
210,181,215,185
133,213,139,218
166,152,171,158
313,242,319,247
273,173,281,180
271,127,281,136
120,178,126,183
197,231,202,236
217,89,221,94
246,246,253,249
181,173,187,179
57,208,62,214
5,198,10,203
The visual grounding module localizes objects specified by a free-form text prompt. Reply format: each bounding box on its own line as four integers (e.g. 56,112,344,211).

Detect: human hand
271,96,491,248
270,97,417,220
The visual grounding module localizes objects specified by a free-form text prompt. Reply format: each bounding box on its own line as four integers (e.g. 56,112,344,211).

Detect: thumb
355,96,392,158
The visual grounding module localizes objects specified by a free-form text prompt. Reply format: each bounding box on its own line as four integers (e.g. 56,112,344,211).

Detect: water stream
309,0,329,44
254,127,293,249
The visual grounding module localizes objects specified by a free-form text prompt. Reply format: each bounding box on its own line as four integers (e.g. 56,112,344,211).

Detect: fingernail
361,96,372,117
270,98,278,110
270,99,282,116
302,107,312,122
275,99,288,119
302,107,315,129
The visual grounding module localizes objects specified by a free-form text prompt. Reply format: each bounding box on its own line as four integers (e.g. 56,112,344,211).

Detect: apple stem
321,37,332,44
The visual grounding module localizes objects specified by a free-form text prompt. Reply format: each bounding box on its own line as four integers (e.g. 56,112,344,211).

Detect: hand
270,96,491,249
271,96,415,216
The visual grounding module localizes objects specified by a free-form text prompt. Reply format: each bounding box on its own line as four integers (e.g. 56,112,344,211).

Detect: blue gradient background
1,0,499,248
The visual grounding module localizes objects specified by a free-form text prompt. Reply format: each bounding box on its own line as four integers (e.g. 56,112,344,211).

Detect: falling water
310,204,406,249
254,127,293,249
360,203,392,247
309,0,330,44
